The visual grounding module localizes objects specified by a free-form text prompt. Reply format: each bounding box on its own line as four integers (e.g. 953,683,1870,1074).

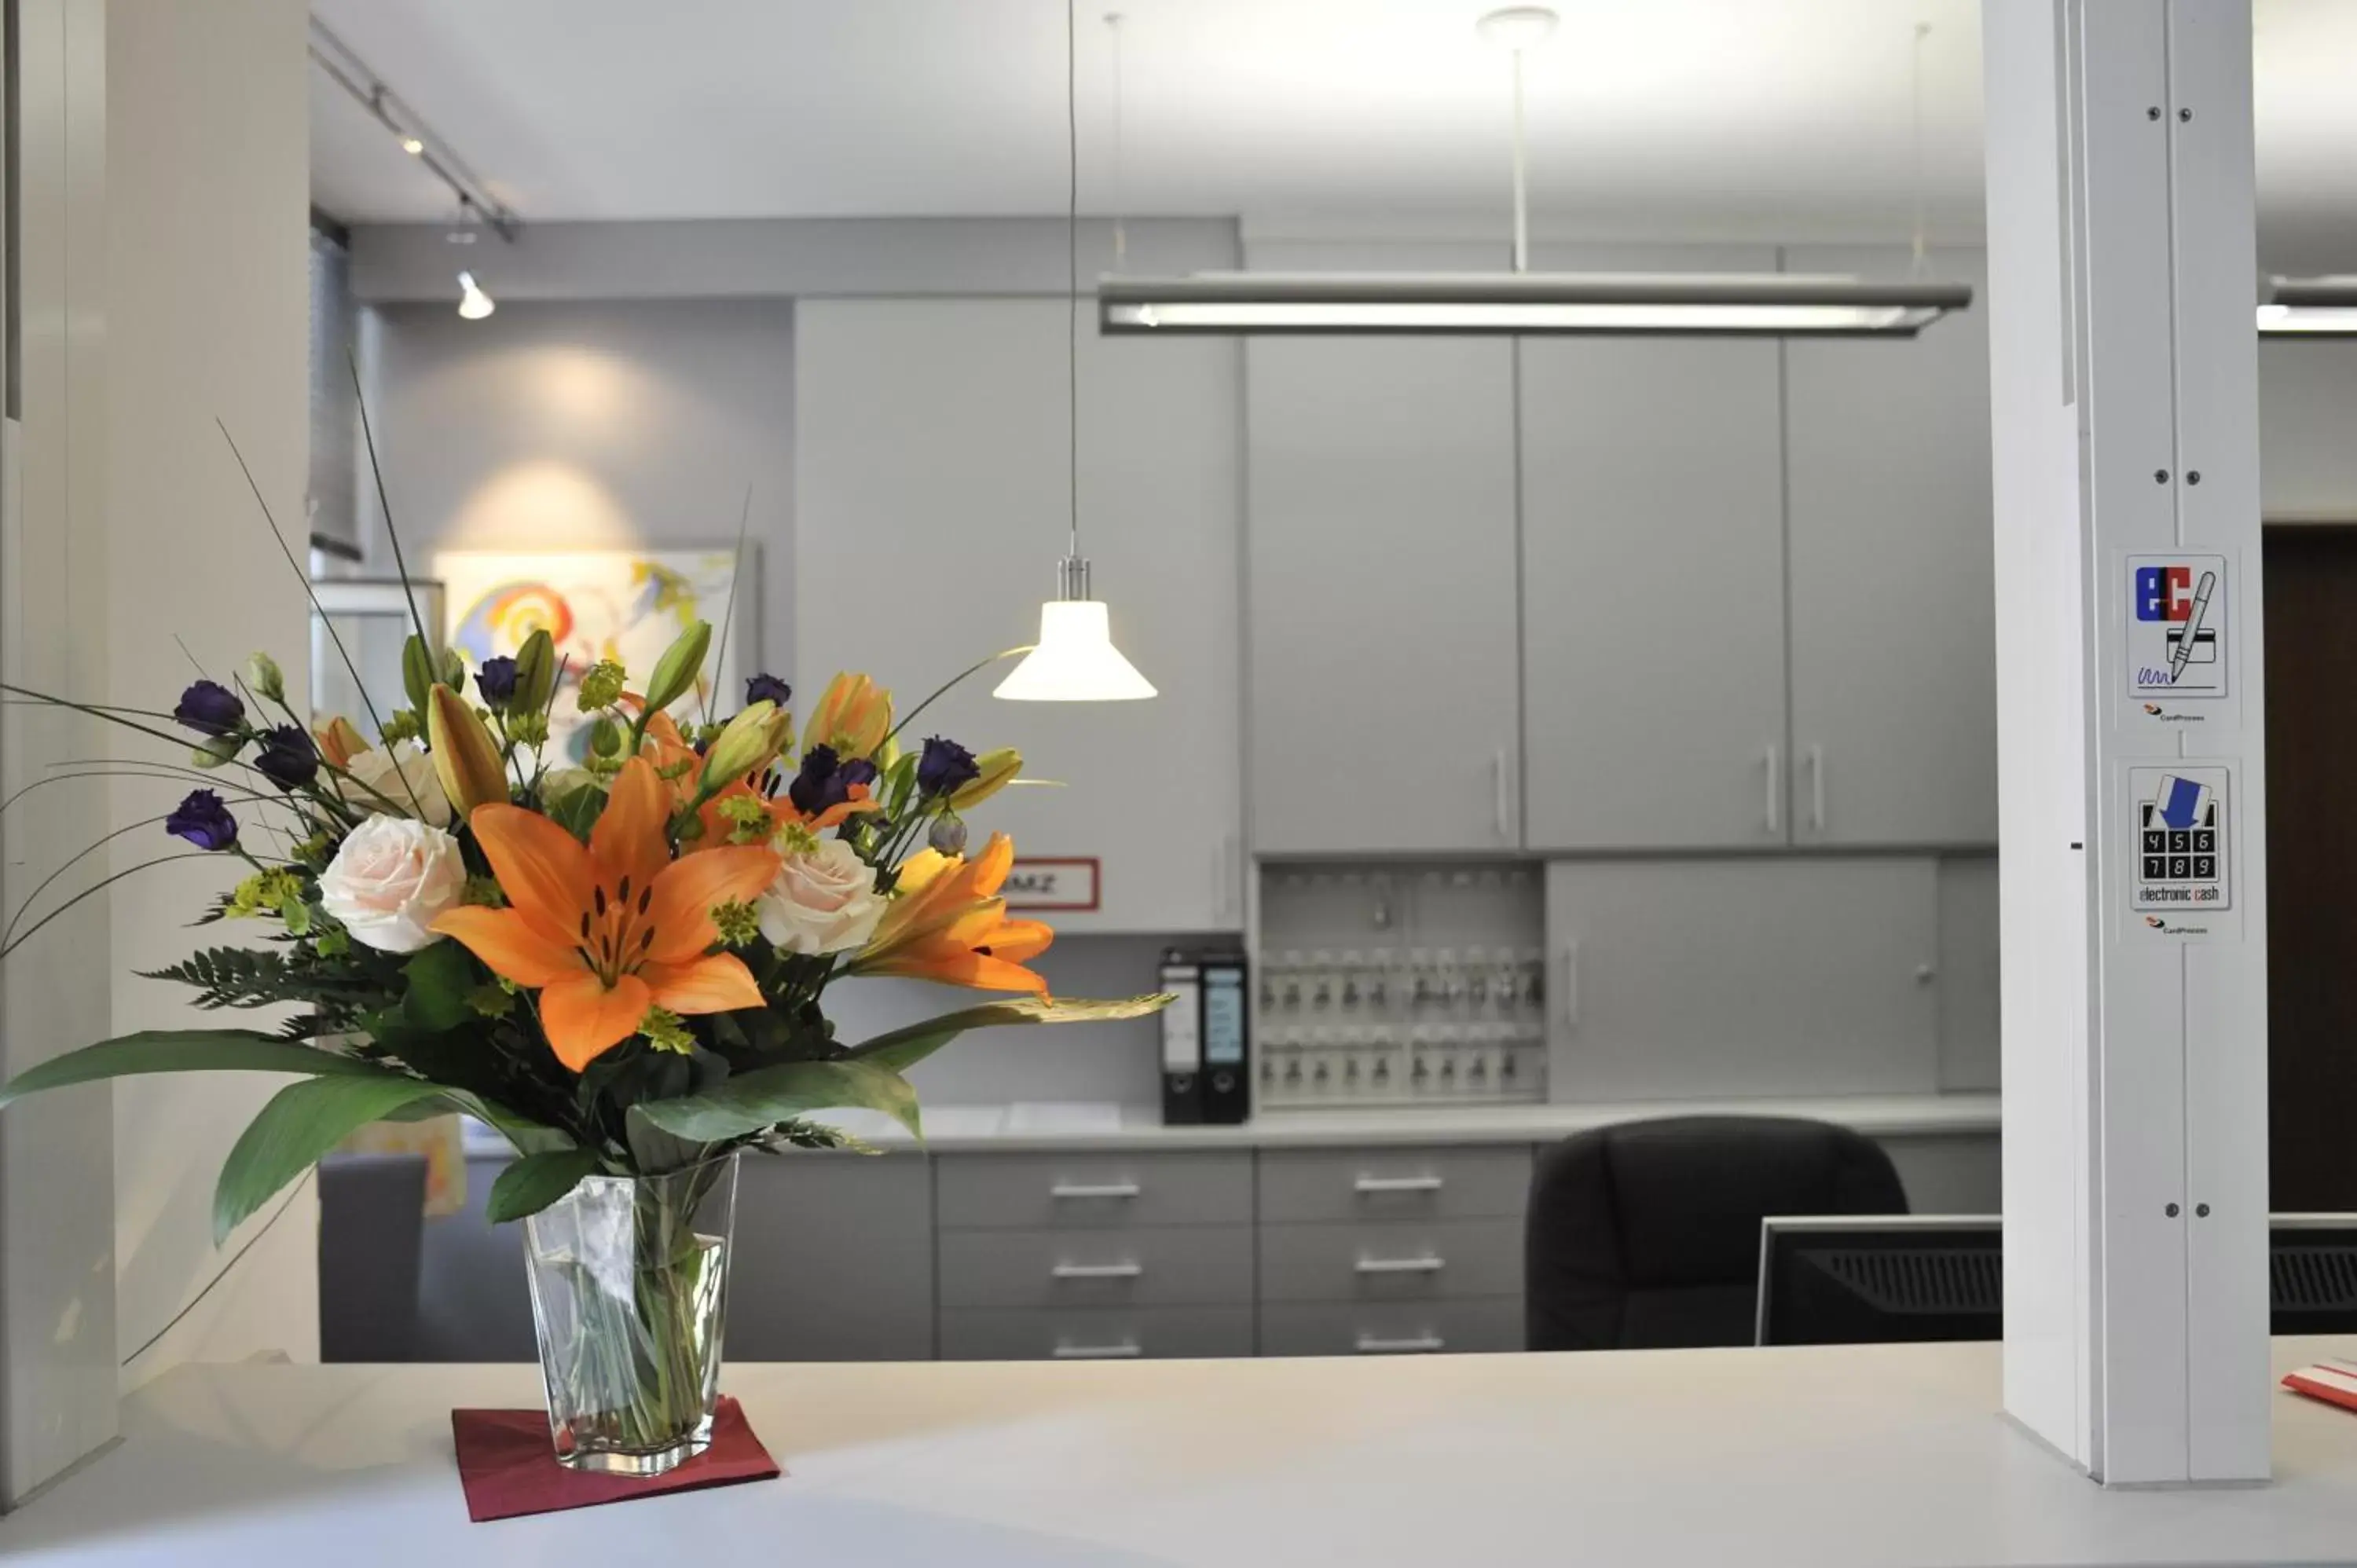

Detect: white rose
319,815,467,954
335,740,454,828
756,837,886,955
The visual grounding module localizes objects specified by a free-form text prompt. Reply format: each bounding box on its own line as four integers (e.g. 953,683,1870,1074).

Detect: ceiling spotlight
456,271,495,321
398,134,424,156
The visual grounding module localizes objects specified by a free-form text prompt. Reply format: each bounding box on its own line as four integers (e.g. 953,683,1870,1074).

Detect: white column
1985,0,2269,1484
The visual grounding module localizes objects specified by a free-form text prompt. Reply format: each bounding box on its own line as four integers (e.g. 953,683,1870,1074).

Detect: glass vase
520,1152,738,1476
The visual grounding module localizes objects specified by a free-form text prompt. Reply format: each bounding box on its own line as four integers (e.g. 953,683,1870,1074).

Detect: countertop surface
10,1339,2357,1566
761,1090,2003,1153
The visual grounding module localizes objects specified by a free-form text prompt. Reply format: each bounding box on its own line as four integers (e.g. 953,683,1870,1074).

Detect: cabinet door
1784,245,1996,847
729,1153,934,1361
1545,858,1941,1101
1520,244,1787,850
796,299,1244,932
1245,327,1519,851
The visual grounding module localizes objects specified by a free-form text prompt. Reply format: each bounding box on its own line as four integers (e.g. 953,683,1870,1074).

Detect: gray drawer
1255,1218,1522,1303
1259,1297,1524,1357
938,1225,1254,1309
940,1305,1255,1361
935,1152,1252,1230
1256,1145,1534,1224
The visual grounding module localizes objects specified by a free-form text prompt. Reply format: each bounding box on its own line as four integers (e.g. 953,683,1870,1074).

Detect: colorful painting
436,548,757,761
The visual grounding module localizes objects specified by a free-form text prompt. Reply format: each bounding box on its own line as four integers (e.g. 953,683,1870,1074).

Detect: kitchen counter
9,1339,2357,1566
818,1090,2001,1152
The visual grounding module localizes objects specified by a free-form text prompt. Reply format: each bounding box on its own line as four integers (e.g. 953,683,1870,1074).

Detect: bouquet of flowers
0,597,1164,1471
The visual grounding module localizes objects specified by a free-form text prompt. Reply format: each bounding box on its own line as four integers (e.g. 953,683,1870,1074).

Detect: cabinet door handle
1560,939,1580,1028
1053,1340,1143,1359
1763,743,1781,835
1355,1255,1446,1275
1353,1174,1444,1194
1052,1262,1144,1280
1354,1333,1446,1354
1806,744,1826,833
1050,1181,1141,1200
1490,748,1512,840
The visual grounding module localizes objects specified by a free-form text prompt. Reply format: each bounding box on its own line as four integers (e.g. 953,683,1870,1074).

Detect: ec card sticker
2125,554,2227,698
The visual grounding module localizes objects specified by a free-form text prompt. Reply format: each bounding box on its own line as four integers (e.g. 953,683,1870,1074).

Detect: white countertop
819,1090,2002,1152
8,1339,2357,1566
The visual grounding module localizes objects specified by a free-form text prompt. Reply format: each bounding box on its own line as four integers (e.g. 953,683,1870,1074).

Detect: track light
456,271,496,321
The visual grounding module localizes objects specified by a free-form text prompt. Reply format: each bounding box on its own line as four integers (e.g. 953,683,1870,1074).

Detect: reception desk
8,1339,2357,1565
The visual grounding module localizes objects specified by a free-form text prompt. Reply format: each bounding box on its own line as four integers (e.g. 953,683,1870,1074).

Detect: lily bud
189,734,243,771
401,634,438,713
642,620,712,719
427,685,509,817
949,747,1021,809
805,672,892,759
512,628,558,716
313,715,370,768
244,651,287,705
697,700,790,798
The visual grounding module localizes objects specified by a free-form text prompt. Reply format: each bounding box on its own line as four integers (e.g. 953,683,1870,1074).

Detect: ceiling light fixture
2256,277,2357,335
1102,8,1970,340
996,1,1155,703
309,19,522,240
456,271,497,321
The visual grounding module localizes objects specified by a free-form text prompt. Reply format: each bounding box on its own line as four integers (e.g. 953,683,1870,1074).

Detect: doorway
2264,524,2357,1211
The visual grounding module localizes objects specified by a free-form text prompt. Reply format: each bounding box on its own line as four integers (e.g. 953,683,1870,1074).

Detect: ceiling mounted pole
1510,43,1530,273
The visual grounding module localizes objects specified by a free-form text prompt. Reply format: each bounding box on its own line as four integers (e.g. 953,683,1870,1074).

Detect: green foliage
214,1072,450,1243
0,1028,400,1113
141,946,358,1012
845,993,1177,1075
400,941,480,1033
545,779,606,841
632,1059,921,1145
577,660,627,713
485,1147,604,1223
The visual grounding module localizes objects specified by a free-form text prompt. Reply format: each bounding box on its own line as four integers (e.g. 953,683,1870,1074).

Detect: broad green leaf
400,941,478,1033
485,1146,604,1224
372,1087,574,1159
0,1029,399,1113
214,1074,450,1243
845,992,1174,1075
633,1059,921,1144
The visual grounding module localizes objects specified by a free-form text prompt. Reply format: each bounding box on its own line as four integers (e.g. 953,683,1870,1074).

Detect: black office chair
318,1152,428,1362
1524,1116,1908,1350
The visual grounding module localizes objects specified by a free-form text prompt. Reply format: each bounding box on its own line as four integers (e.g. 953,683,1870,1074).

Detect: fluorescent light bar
1098,272,1970,339
2259,277,2357,335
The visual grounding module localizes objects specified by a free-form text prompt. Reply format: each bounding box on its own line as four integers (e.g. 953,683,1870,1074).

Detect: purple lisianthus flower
172,679,245,738
916,735,979,798
164,789,238,852
787,744,878,819
253,725,318,792
744,673,792,709
475,656,519,708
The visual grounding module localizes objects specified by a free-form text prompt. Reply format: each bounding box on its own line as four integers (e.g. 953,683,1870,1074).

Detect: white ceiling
310,0,2357,255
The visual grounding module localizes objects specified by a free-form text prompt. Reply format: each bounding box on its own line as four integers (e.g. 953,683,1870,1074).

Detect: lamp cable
1067,0,1082,563
1909,20,1930,277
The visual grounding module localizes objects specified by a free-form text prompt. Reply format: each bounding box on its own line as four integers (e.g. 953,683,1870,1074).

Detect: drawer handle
1355,1255,1445,1276
1051,1262,1144,1280
1054,1340,1143,1359
1354,1175,1443,1194
1354,1333,1446,1355
1050,1181,1142,1200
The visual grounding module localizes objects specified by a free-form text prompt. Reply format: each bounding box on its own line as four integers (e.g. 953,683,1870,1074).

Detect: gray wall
354,297,796,680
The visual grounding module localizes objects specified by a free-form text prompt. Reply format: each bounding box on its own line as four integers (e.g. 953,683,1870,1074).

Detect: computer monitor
1754,1215,2000,1347
1756,1213,2357,1346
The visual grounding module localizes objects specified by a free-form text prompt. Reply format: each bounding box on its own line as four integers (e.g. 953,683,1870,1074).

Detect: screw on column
2197,1203,2212,1218
2179,108,2193,122
2165,1202,2181,1218
2187,471,2201,485
2146,106,2161,120
2154,469,2169,483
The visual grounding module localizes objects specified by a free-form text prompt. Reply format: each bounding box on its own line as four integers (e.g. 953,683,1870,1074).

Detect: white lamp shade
994,600,1157,702
456,271,496,321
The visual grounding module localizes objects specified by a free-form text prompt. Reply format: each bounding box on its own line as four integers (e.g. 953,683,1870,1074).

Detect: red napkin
449,1396,782,1523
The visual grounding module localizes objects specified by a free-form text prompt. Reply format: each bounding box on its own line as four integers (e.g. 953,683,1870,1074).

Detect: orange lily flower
804,672,891,759
431,756,779,1071
851,831,1053,995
